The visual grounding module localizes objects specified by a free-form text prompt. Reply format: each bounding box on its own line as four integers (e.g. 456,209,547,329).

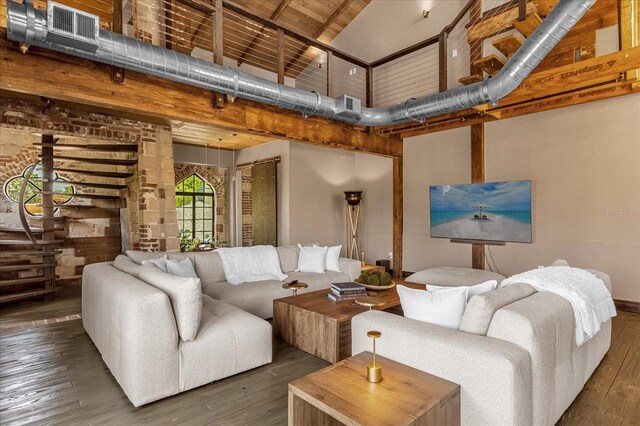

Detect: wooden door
251,161,277,246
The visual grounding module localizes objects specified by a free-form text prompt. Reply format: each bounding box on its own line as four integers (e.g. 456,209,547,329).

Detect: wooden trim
213,0,224,65
392,157,403,278
326,50,333,97
518,0,528,21
444,0,477,34
614,299,640,314
365,66,373,108
438,32,448,92
235,156,281,168
277,28,285,85
370,35,440,68
470,124,485,270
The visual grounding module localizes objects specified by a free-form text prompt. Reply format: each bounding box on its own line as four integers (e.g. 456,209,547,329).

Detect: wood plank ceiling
171,122,278,150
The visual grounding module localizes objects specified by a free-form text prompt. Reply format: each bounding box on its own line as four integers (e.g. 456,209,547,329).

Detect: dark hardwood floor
1,287,638,425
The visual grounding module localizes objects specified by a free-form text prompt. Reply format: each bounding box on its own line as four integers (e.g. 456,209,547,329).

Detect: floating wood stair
492,34,523,59
472,54,506,77
41,155,138,166
0,239,65,245
512,12,542,38
0,250,62,257
34,142,138,152
0,276,59,287
53,168,134,179
0,263,57,272
38,191,121,201
0,226,64,233
458,74,484,86
50,180,127,190
0,288,58,304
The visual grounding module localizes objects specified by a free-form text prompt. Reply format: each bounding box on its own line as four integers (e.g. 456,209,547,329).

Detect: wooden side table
289,352,460,426
361,264,386,274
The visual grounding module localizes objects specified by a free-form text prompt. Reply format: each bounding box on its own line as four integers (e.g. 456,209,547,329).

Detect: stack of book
328,282,366,302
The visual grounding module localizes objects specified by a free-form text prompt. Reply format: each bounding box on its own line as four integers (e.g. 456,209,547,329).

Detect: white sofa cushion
217,245,287,285
406,266,505,286
139,266,202,342
427,280,498,301
296,244,327,273
325,245,342,272
178,296,272,391
397,285,468,329
166,257,197,278
276,245,299,273
459,283,536,336
142,255,168,272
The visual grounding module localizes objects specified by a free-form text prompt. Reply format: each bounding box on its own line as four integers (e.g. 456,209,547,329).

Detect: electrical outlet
348,68,357,76
452,49,458,58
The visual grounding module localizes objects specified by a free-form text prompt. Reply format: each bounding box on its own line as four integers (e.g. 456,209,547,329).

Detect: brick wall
0,99,179,275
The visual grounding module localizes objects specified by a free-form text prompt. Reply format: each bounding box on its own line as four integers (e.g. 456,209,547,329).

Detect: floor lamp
345,191,363,262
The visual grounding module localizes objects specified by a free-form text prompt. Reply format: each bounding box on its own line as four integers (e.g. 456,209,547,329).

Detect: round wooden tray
355,280,396,290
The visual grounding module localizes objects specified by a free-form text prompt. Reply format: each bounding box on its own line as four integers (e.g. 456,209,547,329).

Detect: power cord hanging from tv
485,246,503,276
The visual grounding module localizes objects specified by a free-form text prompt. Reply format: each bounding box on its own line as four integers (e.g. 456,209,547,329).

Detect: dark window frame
175,174,215,243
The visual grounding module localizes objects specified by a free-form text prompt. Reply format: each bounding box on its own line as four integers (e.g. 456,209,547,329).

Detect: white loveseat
351,269,613,426
82,245,360,406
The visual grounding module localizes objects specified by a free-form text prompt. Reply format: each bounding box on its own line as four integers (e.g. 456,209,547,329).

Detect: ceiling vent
46,2,99,52
334,94,362,121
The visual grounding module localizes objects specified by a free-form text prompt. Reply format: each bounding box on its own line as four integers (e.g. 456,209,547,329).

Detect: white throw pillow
324,245,342,272
297,244,327,273
166,257,198,278
142,255,168,272
397,285,469,329
427,280,498,301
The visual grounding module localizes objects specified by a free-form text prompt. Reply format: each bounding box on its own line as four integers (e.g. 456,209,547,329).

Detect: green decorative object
367,275,381,286
358,273,370,283
380,273,392,286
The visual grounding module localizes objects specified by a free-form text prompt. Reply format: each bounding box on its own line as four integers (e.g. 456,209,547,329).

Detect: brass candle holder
366,330,382,383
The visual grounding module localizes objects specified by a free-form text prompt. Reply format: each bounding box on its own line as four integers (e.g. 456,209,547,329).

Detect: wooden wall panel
251,161,277,246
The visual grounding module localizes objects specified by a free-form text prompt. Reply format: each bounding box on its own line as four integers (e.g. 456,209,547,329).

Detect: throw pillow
549,259,570,267
142,255,168,272
397,285,469,329
427,280,498,301
139,267,202,342
297,244,327,273
166,257,198,278
324,245,342,272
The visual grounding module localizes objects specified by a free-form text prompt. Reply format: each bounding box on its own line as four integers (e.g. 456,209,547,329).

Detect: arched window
3,165,74,216
175,173,215,244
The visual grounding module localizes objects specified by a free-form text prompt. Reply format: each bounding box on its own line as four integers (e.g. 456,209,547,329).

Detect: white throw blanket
216,245,288,285
500,267,616,346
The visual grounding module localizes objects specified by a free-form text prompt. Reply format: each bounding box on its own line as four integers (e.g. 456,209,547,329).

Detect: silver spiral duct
6,0,594,127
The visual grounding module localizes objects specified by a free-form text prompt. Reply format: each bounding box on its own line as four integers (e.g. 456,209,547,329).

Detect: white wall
331,0,468,63
403,127,472,272
402,94,640,302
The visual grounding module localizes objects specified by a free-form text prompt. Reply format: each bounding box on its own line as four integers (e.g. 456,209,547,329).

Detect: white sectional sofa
351,269,613,426
82,245,360,406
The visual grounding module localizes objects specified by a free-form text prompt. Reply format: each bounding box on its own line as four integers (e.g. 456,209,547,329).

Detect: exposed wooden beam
620,0,640,85
392,157,403,278
467,2,537,42
285,0,354,73
111,0,125,83
0,37,401,158
236,0,291,66
277,28,285,84
470,124,485,270
438,32,448,91
213,0,223,65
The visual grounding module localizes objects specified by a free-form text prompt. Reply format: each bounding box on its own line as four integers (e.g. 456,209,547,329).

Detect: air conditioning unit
334,94,362,121
46,2,99,52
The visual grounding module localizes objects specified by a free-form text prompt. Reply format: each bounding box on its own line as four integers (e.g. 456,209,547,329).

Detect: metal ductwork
6,0,595,127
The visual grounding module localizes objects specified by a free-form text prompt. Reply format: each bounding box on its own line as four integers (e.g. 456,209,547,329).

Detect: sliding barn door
251,161,277,246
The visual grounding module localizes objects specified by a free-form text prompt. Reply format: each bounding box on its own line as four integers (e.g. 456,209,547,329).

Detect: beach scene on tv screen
430,180,532,243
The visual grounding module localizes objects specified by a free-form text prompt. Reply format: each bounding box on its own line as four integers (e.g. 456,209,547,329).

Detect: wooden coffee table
289,352,460,425
273,280,425,363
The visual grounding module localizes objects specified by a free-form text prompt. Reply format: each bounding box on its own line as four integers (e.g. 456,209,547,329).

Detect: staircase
0,135,138,304
458,1,553,86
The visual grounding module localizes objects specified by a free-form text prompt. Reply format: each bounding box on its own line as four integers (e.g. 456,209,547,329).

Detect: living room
1,0,639,424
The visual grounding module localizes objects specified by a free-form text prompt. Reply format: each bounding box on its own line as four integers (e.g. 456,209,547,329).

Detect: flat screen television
430,180,532,243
